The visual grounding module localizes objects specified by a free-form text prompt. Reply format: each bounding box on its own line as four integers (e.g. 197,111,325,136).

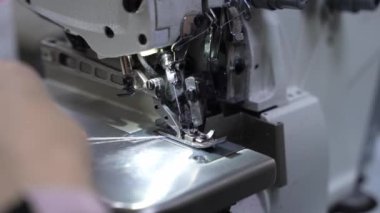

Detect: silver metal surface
46,81,276,213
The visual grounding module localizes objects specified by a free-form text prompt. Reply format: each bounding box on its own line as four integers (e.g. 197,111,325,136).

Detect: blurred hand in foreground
0,60,94,211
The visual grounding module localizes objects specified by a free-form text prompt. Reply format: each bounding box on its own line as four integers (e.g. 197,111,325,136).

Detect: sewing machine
18,0,380,212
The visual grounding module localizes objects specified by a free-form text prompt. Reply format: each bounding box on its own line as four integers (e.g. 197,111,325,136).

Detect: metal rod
120,55,133,76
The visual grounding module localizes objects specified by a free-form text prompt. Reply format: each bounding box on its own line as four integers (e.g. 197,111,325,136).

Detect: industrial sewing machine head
19,0,307,149
18,0,380,212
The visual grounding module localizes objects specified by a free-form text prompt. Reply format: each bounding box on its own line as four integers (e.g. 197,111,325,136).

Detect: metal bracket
205,112,287,187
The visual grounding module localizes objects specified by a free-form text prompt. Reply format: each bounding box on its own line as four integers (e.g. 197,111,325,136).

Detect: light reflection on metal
140,48,159,57
88,136,164,144
128,149,194,210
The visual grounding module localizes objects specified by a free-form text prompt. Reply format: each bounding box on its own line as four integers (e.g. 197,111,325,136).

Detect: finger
0,61,49,100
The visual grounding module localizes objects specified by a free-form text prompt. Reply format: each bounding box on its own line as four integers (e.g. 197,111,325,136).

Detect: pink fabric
26,188,110,213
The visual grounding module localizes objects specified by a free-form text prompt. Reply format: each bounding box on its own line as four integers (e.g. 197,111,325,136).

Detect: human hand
0,61,94,200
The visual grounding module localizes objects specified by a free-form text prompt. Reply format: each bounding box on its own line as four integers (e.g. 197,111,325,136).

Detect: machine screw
146,81,155,90
146,78,163,91
190,155,208,164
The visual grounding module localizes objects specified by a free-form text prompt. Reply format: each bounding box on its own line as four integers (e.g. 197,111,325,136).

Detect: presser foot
158,130,226,149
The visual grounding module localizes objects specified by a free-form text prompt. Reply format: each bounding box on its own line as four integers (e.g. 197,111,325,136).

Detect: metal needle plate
46,76,276,213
